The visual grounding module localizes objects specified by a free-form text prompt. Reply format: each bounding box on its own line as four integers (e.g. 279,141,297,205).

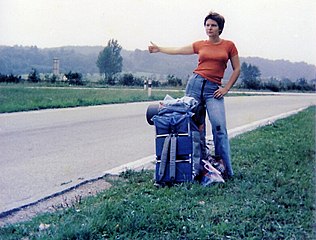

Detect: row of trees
240,62,315,91
0,69,84,85
0,73,22,83
1,65,314,92
1,39,315,91
0,70,183,88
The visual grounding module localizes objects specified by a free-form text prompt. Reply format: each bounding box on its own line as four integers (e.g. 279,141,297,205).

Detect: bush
296,78,315,91
166,74,182,87
0,73,22,83
118,73,143,86
119,73,134,86
64,71,84,85
264,79,280,92
242,78,261,90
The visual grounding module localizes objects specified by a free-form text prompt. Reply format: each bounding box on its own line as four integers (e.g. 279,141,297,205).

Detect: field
0,106,314,239
0,85,185,113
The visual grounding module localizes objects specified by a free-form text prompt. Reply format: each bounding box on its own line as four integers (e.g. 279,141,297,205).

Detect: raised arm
148,42,194,55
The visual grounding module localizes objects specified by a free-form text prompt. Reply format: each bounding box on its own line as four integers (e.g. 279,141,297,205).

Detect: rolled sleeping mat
146,104,160,125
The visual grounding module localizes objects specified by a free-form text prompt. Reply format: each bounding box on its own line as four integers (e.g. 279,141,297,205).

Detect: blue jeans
185,74,233,177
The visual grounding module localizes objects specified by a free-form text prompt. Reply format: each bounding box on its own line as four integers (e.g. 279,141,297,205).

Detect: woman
148,11,240,178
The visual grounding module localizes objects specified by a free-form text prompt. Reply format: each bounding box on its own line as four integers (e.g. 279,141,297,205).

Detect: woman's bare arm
214,54,240,98
148,42,194,55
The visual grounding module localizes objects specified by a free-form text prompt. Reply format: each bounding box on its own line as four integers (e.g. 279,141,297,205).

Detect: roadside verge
0,106,310,224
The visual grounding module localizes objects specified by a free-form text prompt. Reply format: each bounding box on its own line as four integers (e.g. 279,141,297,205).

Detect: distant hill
0,45,100,74
241,57,316,81
0,45,315,81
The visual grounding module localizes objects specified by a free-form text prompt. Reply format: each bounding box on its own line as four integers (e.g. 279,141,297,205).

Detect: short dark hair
204,12,225,35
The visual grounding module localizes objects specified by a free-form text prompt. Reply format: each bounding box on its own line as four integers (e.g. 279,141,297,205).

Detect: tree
96,39,123,79
27,68,40,82
240,62,261,89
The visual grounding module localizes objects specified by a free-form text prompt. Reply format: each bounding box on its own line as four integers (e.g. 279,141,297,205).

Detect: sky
1,0,316,66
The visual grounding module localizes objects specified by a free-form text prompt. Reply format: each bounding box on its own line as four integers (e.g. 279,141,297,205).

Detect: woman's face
205,19,220,38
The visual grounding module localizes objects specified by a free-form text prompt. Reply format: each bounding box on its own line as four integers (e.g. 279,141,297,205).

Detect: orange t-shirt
193,39,238,85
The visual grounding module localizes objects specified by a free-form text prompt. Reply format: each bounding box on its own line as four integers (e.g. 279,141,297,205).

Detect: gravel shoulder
0,175,118,227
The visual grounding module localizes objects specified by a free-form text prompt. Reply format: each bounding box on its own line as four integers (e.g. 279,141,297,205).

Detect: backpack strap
169,134,177,181
192,80,207,127
192,131,201,178
158,134,171,181
200,79,207,101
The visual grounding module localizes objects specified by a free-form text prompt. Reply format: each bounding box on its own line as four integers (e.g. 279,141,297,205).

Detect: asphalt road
0,93,315,214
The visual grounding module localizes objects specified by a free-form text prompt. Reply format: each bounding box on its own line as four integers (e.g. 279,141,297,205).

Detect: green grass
0,106,314,239
0,85,253,113
0,85,185,113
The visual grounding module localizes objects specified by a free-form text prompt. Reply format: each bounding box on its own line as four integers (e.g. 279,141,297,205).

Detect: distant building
53,58,60,75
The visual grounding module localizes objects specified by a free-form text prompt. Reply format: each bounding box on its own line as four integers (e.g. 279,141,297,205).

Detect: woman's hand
214,86,229,99
148,42,159,53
